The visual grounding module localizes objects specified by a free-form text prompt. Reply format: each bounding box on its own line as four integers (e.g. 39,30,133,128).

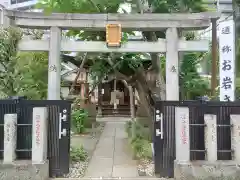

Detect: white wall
0,0,8,7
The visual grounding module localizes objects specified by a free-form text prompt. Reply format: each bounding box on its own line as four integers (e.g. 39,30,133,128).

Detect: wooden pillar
97,83,103,117
80,83,85,99
166,27,179,100
129,85,135,120
80,83,89,103
113,78,117,110
211,18,218,97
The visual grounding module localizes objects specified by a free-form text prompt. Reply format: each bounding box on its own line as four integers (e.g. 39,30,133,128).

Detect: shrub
71,108,88,134
125,120,153,160
70,145,88,162
131,137,152,159
125,121,132,137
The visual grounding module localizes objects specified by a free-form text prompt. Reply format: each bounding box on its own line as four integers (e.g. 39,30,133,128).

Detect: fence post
230,115,240,163
204,114,217,162
175,107,190,161
3,114,17,164
32,107,48,164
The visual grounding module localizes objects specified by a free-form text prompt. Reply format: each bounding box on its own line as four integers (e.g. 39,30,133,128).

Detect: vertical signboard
219,20,235,101
106,24,122,47
32,107,48,164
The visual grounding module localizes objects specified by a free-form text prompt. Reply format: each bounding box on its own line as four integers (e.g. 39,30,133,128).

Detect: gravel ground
64,123,105,178
64,156,90,178
138,159,154,176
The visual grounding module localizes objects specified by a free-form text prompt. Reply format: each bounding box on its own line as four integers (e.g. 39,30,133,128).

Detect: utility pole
211,18,218,97
234,0,239,81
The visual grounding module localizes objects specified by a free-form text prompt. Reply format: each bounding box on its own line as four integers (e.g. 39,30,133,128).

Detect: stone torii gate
2,10,219,101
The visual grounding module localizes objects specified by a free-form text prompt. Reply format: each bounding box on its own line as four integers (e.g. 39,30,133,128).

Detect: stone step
102,107,131,110
102,111,131,116
102,114,131,117
102,109,131,114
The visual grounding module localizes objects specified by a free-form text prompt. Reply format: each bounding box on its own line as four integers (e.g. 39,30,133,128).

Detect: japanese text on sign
35,114,41,146
180,114,188,145
219,20,235,101
5,124,11,142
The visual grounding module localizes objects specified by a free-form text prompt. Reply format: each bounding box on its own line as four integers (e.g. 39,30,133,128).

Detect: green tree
15,52,48,99
180,52,210,99
0,27,48,99
0,27,22,97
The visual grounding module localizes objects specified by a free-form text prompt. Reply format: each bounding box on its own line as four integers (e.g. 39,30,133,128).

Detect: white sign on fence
219,20,235,101
175,107,190,161
32,107,48,164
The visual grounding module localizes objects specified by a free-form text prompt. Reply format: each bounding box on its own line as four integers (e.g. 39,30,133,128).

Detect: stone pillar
230,115,240,163
32,107,48,164
204,114,217,162
48,26,61,100
166,27,179,100
3,114,17,164
175,107,190,161
0,7,3,25
1,9,14,28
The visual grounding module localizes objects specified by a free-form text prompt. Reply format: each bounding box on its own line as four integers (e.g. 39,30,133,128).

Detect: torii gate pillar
166,27,179,100
48,26,61,100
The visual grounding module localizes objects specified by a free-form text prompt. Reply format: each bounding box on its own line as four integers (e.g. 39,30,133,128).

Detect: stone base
0,160,49,180
97,108,102,117
174,160,240,180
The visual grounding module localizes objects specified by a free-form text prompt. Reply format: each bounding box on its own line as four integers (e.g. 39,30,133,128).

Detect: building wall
0,0,8,7
0,0,38,10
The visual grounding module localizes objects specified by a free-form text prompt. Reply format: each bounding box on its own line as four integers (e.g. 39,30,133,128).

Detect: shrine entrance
1,9,219,178
100,79,132,116
102,80,130,105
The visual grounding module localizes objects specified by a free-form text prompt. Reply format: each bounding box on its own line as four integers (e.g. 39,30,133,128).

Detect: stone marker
231,115,240,163
32,107,48,164
175,107,190,161
3,114,17,164
204,114,217,162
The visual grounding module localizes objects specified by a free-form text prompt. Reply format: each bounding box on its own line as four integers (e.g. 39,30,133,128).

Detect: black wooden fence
0,98,71,177
154,100,239,178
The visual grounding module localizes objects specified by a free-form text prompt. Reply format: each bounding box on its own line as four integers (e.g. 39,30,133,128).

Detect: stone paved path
84,119,138,178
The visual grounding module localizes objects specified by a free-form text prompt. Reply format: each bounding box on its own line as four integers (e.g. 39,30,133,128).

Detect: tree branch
0,62,7,71
105,54,132,81
69,52,88,95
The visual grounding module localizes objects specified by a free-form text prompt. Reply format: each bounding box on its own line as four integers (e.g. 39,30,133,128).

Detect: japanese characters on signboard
219,20,235,101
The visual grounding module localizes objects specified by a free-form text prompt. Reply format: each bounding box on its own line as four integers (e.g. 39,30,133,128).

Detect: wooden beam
5,10,220,30
18,39,209,52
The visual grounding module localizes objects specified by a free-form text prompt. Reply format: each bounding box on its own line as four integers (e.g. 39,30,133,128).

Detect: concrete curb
50,178,172,180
